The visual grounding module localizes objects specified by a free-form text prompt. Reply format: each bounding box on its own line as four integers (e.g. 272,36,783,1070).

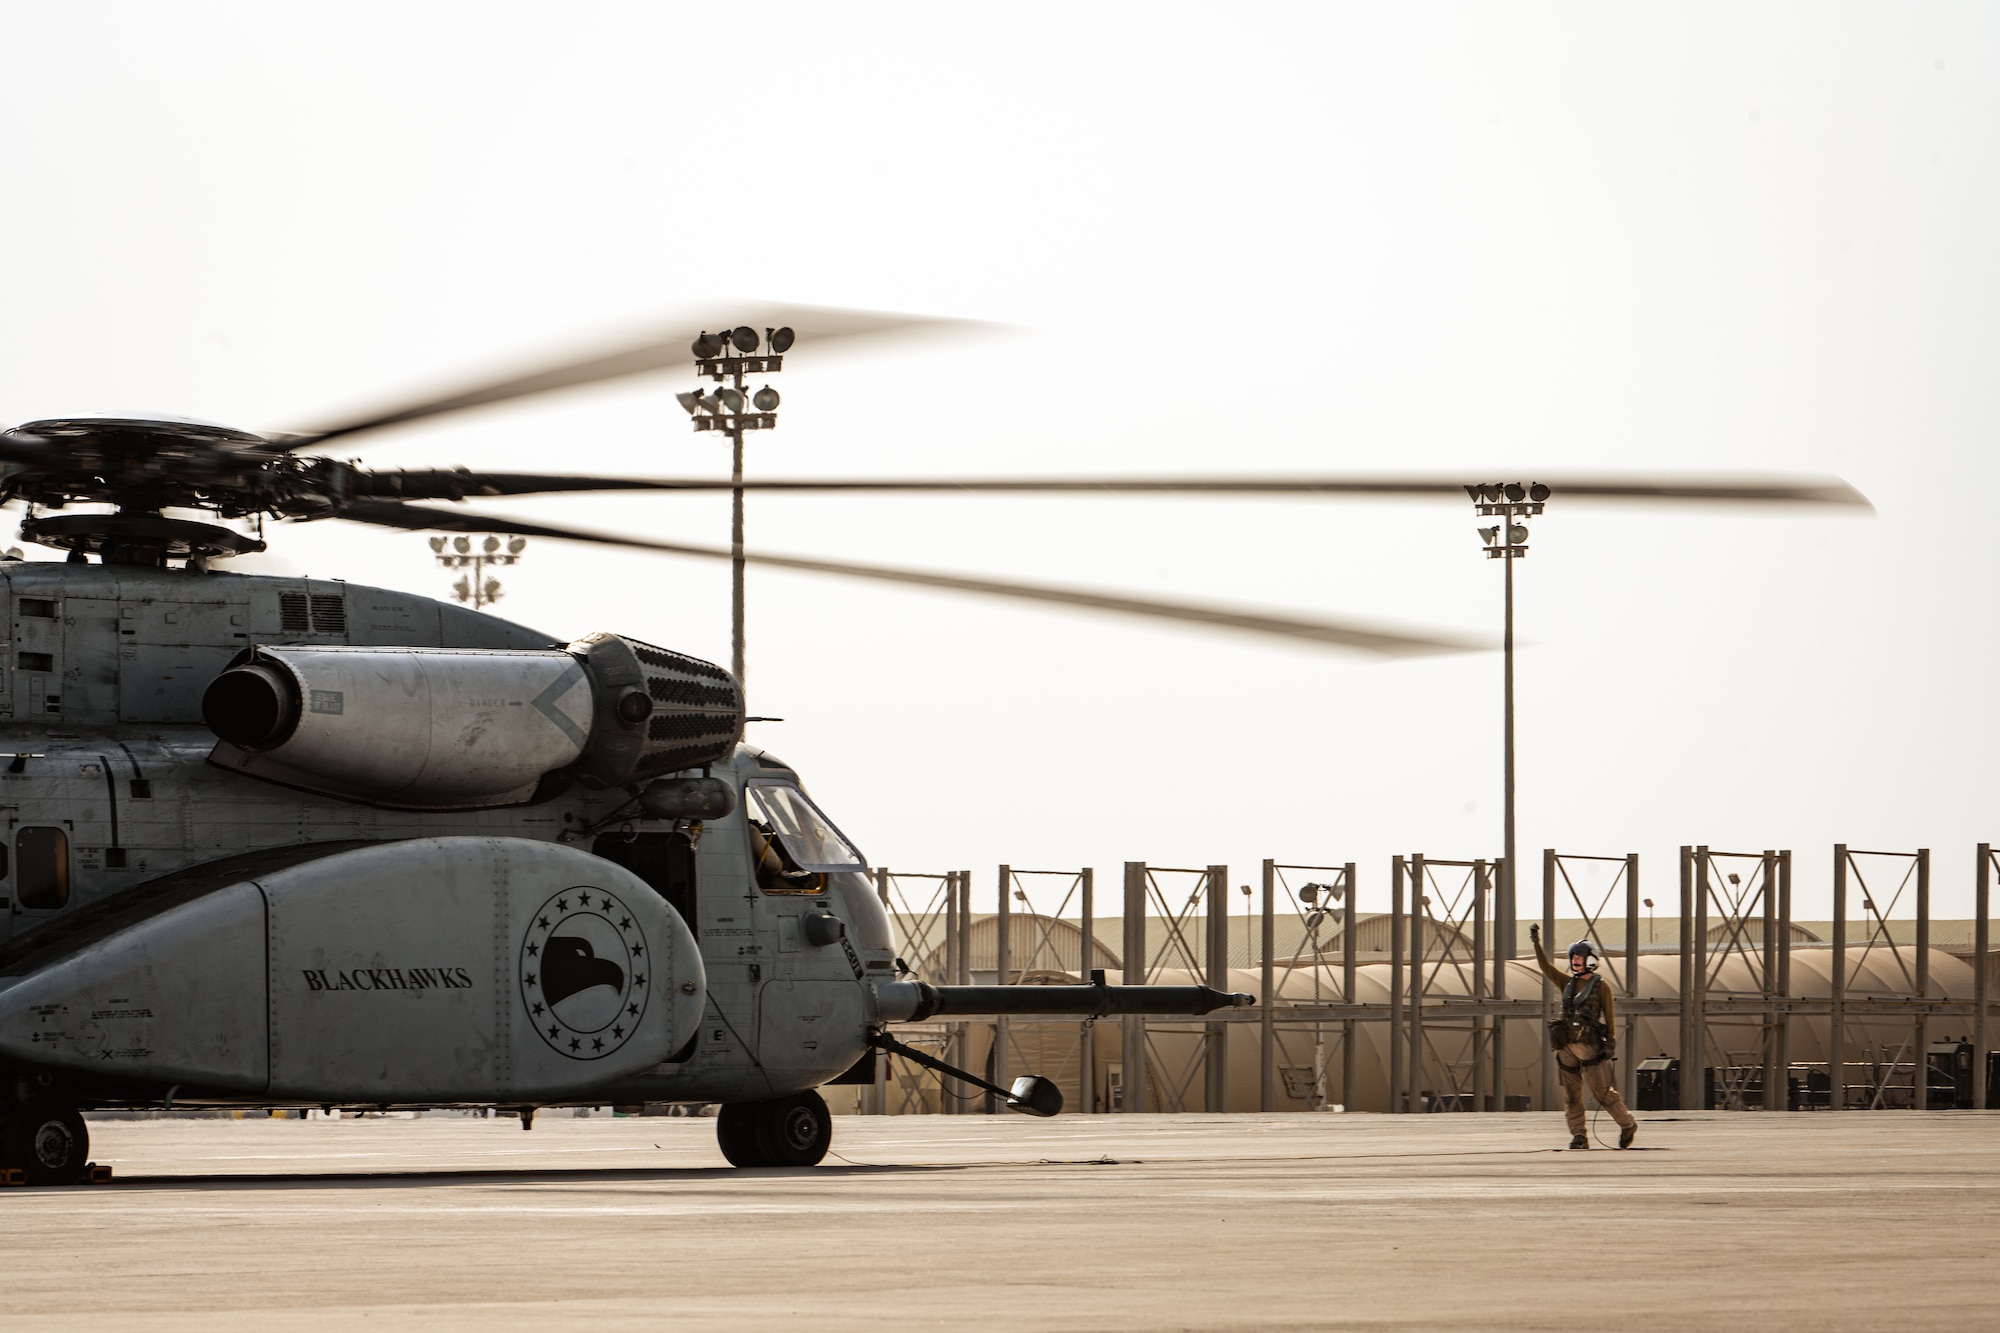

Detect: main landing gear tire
716,1090,832,1168
1,1098,89,1185
716,1103,762,1166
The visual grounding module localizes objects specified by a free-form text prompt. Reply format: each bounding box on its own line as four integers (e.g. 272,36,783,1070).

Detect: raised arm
1528,924,1568,986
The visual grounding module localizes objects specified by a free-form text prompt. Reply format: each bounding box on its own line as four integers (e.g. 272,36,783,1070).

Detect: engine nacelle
202,633,742,809
0,837,705,1103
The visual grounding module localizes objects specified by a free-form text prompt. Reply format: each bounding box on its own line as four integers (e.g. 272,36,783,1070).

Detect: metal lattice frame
875,868,971,1114
1404,856,1504,1112
1542,852,1641,1109
1830,847,1930,1111
1119,863,1228,1113
1690,848,1784,1111
866,843,1998,1116
1259,861,1358,1112
994,867,1098,1111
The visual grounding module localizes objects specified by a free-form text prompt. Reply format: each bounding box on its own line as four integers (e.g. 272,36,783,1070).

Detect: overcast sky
4,4,1996,922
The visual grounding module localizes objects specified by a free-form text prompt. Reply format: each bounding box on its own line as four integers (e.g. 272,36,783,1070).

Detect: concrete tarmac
3,1110,1996,1330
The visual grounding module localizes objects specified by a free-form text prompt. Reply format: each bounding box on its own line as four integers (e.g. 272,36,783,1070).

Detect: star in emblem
628,1003,640,1017
579,893,592,907
634,974,646,987
547,1025,560,1039
525,973,537,988
620,916,632,930
630,942,644,956
612,1026,625,1039
556,897,568,911
526,942,539,957
568,1037,581,1051
538,916,551,929
531,1002,544,1016
592,1038,604,1050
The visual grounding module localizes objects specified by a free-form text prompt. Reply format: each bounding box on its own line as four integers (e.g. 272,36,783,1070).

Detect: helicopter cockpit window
17,827,68,910
744,782,865,896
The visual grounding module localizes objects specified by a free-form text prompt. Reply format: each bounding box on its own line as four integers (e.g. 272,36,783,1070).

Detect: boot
1618,1123,1637,1149
1568,1134,1588,1150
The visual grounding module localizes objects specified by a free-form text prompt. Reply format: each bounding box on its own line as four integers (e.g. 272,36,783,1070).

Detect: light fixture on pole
1466,481,1551,960
1298,881,1346,932
429,533,526,610
680,324,793,699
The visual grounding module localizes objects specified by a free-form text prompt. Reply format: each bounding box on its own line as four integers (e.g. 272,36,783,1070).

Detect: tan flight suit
1534,938,1637,1138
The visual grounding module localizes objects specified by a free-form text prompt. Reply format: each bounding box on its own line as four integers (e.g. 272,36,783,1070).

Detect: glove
1602,1041,1617,1061
1528,923,1540,943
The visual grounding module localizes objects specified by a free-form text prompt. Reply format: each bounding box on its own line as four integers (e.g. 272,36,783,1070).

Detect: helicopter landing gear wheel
715,1103,764,1167
715,1090,831,1168
1,1097,89,1185
761,1091,832,1166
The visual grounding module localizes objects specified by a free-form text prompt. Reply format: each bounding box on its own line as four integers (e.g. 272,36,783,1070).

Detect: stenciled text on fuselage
300,967,475,993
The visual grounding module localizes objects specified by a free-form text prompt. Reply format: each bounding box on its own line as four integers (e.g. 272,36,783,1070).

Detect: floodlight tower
678,324,794,697
429,534,527,610
1468,481,1551,949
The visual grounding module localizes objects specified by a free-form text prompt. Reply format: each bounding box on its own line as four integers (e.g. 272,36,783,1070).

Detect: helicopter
0,308,1867,1183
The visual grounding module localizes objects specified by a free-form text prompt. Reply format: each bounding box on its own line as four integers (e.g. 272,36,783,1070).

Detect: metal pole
1625,852,1640,1109
874,865,891,1117
1206,865,1229,1113
994,865,1011,1111
959,870,973,987
1831,845,1847,1112
1977,846,1991,1111
942,871,956,985
1079,867,1095,1114
1763,851,1778,1111
1122,862,1146,1113
957,869,972,1115
958,870,972,988
941,871,959,1115
1260,859,1276,1112
1678,847,1696,1110
1915,848,1930,1111
995,865,1012,986
1474,859,1490,1112
1502,536,1518,1038
1408,853,1426,1115
1390,857,1405,1112
1778,850,1793,1110
1342,861,1358,1113
1541,848,1556,1111
867,867,889,1116
1695,846,1710,1109
1494,854,1510,1114
730,430,746,695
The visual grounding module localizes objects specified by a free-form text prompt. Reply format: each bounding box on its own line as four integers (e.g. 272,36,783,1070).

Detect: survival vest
1550,972,1610,1049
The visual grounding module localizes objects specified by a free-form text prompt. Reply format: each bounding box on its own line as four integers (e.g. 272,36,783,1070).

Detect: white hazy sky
3,4,1996,920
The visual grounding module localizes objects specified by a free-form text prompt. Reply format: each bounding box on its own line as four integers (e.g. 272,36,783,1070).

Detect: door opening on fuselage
591,830,697,928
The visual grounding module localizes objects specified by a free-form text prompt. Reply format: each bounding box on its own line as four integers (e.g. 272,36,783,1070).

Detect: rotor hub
20,512,267,566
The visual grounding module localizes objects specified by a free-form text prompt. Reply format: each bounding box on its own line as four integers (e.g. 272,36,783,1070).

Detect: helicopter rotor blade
276,303,995,452
345,469,1872,508
331,501,1481,658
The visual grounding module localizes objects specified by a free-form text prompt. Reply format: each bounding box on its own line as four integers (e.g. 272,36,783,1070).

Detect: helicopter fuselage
0,559,894,1115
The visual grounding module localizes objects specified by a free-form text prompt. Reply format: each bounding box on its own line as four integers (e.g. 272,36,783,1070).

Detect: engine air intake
201,633,742,809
